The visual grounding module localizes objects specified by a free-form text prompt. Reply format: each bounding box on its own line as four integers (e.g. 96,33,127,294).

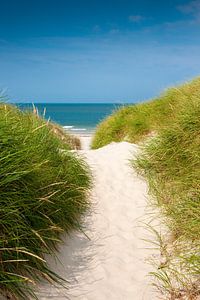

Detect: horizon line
9,101,134,104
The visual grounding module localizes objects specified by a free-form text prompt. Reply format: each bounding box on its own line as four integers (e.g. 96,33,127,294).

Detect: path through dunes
36,138,158,300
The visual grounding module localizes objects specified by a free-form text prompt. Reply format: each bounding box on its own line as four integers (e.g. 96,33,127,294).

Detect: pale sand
36,136,159,300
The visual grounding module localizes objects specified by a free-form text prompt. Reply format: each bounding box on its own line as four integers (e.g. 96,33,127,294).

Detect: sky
0,0,200,103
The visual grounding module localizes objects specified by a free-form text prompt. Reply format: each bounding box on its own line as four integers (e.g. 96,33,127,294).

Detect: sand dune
36,137,159,299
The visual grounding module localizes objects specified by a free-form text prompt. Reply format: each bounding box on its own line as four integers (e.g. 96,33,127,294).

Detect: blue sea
16,103,126,134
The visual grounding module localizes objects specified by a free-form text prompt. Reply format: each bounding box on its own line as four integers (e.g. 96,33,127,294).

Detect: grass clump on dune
0,103,91,299
135,94,200,297
92,76,200,296
47,121,81,150
91,77,200,149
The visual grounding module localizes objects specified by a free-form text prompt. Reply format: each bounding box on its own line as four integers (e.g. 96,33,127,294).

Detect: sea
15,103,127,135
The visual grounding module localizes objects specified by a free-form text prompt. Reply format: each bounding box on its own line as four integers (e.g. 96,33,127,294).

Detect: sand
36,136,159,299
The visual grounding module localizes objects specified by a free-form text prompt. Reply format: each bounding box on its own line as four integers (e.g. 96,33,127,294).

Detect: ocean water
16,103,126,134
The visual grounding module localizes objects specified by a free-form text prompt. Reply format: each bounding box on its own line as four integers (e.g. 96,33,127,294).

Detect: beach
2,2,200,298
36,135,159,300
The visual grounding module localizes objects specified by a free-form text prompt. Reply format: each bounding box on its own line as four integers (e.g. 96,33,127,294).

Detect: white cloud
1,36,200,102
129,15,145,23
177,0,200,22
93,25,101,33
109,29,120,34
177,0,200,14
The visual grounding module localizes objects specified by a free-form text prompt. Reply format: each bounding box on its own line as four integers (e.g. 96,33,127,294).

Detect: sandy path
36,137,158,299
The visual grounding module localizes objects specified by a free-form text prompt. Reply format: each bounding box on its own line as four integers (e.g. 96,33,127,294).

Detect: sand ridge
37,137,158,299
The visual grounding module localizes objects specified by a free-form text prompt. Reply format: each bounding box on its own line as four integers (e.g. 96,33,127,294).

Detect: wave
63,125,88,132
63,125,74,129
71,128,87,131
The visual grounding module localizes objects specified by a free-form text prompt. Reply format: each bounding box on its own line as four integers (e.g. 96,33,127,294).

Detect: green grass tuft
92,76,200,296
134,92,200,297
0,103,91,299
91,77,200,149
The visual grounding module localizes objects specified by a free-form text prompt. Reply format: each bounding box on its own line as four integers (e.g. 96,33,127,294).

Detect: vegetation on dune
91,77,200,149
28,104,82,150
134,91,200,297
1,76,200,298
92,76,200,297
47,121,81,150
0,103,91,299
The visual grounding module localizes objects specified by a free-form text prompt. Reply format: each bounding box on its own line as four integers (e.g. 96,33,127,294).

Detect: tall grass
0,103,91,299
92,76,200,296
134,94,200,297
91,77,200,149
47,121,81,150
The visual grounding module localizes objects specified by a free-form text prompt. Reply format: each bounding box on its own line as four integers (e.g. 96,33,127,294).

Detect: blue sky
0,0,200,102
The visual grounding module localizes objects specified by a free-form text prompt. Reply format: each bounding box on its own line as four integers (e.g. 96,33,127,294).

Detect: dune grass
91,77,200,149
0,103,91,299
134,92,200,297
47,121,81,150
92,76,200,297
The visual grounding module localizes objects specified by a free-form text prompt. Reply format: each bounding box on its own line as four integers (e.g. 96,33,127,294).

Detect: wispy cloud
1,35,200,102
129,15,145,23
177,0,200,22
92,25,101,33
177,0,200,14
109,28,120,34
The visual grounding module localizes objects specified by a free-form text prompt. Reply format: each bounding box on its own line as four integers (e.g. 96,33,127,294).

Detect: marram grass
91,77,200,149
92,76,200,297
134,92,200,297
0,103,91,299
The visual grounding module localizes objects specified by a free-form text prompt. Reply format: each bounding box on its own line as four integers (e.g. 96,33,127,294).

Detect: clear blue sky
0,0,200,102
